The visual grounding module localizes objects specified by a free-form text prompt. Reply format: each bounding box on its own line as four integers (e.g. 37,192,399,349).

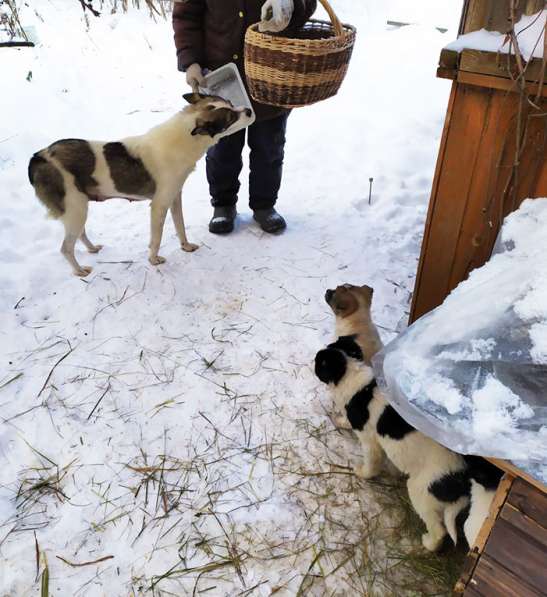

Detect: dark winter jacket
172,0,317,120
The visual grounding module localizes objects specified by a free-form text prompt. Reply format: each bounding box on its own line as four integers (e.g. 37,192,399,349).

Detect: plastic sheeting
373,199,547,469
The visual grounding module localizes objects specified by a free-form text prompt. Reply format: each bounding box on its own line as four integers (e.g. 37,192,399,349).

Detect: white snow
0,1,461,594
445,9,546,60
471,375,534,439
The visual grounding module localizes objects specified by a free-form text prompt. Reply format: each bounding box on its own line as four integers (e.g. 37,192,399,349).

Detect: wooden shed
406,1,546,594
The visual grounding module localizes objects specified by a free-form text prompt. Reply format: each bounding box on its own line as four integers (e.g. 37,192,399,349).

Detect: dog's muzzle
325,289,334,304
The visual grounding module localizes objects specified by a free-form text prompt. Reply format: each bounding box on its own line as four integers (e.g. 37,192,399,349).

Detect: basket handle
318,0,344,37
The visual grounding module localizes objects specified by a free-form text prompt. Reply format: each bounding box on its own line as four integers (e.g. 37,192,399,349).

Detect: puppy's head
183,93,253,139
324,284,374,320
314,347,347,385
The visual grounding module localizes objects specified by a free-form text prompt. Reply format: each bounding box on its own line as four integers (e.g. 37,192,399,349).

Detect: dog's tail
444,496,469,545
28,153,66,218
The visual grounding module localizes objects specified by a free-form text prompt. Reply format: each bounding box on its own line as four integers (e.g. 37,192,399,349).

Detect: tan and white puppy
317,284,470,551
28,94,253,276
325,284,383,365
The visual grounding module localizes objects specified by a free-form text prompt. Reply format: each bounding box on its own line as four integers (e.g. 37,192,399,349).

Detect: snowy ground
1,2,463,595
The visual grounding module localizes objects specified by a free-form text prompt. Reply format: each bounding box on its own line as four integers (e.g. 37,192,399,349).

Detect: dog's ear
315,348,347,385
360,285,374,304
183,92,207,105
191,118,213,137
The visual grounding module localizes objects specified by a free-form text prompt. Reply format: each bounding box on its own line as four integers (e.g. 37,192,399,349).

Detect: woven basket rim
247,19,357,40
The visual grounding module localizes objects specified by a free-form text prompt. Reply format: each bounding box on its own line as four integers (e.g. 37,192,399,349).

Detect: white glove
259,0,295,33
186,63,205,92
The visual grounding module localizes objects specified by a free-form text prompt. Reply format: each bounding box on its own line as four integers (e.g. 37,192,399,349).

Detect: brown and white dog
28,94,253,276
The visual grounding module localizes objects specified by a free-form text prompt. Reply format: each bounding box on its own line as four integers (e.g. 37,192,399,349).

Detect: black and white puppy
29,93,253,276
315,336,470,552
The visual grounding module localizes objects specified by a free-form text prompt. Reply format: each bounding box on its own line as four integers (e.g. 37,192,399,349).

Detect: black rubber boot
209,206,237,234
252,208,286,233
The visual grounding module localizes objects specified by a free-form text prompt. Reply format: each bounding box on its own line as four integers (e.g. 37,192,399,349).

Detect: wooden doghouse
407,1,546,594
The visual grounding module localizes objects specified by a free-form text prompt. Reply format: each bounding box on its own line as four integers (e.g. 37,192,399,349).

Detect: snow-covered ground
0,1,462,595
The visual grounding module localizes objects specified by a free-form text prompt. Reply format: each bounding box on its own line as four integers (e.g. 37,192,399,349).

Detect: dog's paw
181,242,199,253
87,244,103,254
422,532,444,552
149,255,166,266
74,266,93,277
354,462,381,480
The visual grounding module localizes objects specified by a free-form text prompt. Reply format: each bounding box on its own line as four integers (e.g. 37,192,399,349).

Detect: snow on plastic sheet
374,198,547,463
445,9,546,60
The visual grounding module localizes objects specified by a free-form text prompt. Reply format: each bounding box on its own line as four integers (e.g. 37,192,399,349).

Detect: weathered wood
439,48,460,72
501,503,547,548
459,50,547,85
410,85,547,322
454,551,480,594
460,0,545,34
457,70,547,96
473,475,514,553
485,518,547,594
455,475,514,594
468,553,544,596
508,477,547,524
410,84,493,319
489,459,547,495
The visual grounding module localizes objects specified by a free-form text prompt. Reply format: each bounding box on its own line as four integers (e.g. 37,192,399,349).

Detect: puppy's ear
360,285,374,304
183,92,206,105
314,348,347,385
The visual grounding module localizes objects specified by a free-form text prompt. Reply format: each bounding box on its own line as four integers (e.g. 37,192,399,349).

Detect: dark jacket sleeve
290,0,317,28
172,0,206,72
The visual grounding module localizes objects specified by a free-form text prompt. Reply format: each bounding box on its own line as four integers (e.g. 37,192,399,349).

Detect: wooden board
460,0,545,35
488,459,547,495
468,553,544,596
459,50,547,86
410,85,547,322
460,478,547,596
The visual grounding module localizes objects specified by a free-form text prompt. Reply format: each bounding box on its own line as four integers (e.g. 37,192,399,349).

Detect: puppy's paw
74,266,93,277
422,532,444,552
334,413,351,429
87,244,103,254
181,242,199,253
149,255,166,266
354,462,381,480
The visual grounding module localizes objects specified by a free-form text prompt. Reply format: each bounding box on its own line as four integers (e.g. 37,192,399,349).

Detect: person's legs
206,128,246,233
248,113,289,232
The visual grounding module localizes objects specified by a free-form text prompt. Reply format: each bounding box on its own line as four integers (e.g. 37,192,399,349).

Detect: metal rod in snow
368,178,374,205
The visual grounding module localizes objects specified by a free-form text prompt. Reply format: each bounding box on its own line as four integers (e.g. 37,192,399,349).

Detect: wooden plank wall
464,479,547,596
410,86,547,321
460,0,546,34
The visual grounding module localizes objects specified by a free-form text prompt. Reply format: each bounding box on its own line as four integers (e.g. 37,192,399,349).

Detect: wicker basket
244,0,356,108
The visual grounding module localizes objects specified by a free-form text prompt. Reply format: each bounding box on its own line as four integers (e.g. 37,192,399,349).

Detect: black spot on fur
49,139,98,195
327,335,363,361
103,142,156,197
429,470,471,503
345,379,377,431
463,455,503,491
455,503,471,547
376,405,416,440
314,348,347,385
28,154,66,217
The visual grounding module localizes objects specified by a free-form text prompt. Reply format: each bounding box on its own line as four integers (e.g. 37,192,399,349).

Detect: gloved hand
259,0,295,33
186,63,205,92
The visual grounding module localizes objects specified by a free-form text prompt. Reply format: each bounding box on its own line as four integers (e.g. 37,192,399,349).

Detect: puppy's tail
444,496,469,545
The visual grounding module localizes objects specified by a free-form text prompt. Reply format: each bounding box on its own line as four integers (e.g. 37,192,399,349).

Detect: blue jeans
206,113,289,210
